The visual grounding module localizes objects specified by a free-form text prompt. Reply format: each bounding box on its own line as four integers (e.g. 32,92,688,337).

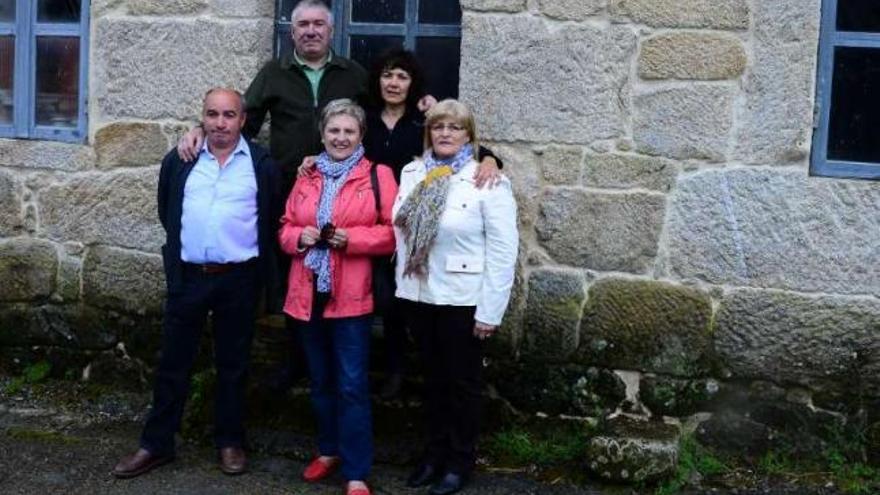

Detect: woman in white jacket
392,99,518,495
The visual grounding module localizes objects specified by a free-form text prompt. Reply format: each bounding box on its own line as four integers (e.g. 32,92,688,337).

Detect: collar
201,135,250,160
292,49,332,70
282,49,343,71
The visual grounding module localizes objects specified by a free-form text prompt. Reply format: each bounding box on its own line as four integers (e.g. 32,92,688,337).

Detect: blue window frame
0,0,89,143
812,0,880,179
274,0,462,99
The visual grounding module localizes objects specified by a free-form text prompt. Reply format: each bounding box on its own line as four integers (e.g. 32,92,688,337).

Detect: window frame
811,0,880,180
0,0,90,143
274,0,461,63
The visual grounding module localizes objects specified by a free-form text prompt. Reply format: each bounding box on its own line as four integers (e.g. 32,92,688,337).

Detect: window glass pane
827,46,880,163
275,24,294,59
0,0,14,22
415,37,460,100
349,35,403,72
279,0,334,22
0,35,12,124
352,0,404,23
38,0,80,23
837,0,880,32
35,37,79,127
418,1,461,25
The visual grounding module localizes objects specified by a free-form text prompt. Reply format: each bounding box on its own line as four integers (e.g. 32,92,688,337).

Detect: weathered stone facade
1,0,878,471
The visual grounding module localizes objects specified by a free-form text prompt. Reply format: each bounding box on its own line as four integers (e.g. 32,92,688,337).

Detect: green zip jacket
243,52,368,193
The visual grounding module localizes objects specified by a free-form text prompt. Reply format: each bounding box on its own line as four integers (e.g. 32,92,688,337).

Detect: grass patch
483,420,592,469
654,435,729,495
6,427,81,445
3,360,52,395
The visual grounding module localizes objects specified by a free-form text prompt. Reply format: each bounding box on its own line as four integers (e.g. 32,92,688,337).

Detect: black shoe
429,472,466,495
406,463,439,488
379,373,402,400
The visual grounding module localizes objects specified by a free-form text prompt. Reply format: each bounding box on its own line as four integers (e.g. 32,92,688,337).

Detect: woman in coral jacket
393,99,518,495
278,99,397,495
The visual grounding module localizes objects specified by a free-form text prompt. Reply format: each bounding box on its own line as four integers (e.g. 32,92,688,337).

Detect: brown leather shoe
219,447,247,475
113,448,173,479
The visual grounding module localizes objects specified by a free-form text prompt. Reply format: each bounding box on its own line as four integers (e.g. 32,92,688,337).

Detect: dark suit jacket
157,140,283,311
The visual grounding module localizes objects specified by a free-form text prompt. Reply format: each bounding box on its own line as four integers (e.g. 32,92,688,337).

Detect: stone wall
0,1,272,360
459,0,880,421
0,0,878,442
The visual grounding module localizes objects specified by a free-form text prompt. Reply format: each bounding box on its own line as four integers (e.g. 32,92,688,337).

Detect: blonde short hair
320,98,366,135
424,99,478,160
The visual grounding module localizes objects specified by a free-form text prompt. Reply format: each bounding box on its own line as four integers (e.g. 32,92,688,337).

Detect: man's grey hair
203,87,245,113
291,0,334,26
320,99,366,135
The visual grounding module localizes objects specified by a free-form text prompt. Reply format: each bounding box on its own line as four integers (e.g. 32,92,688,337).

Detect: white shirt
392,159,519,326
180,136,259,263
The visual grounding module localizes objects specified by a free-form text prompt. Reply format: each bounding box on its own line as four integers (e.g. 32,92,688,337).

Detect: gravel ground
0,377,849,495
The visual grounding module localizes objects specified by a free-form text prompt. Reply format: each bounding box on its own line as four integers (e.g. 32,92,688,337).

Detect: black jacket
157,140,283,310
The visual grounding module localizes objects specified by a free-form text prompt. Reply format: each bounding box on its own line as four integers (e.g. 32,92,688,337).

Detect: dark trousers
406,302,483,475
382,297,409,375
140,262,259,456
297,295,373,481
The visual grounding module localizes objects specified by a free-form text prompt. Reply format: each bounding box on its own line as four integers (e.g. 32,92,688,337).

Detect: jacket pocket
445,255,484,273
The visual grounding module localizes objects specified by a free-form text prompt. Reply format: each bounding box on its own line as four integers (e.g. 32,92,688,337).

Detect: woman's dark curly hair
368,48,426,111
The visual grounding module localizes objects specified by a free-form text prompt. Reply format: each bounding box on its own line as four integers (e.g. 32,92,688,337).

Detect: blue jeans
297,298,373,481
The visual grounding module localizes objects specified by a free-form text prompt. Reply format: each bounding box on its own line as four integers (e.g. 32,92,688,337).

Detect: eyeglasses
429,123,465,133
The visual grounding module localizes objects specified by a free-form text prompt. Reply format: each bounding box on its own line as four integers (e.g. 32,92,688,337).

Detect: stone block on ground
524,269,587,359
536,188,666,273
82,245,165,315
579,279,713,376
587,415,680,482
0,303,117,349
38,167,164,253
639,32,747,80
94,122,169,168
460,14,635,144
0,238,58,302
609,0,749,29
633,85,735,161
665,168,880,296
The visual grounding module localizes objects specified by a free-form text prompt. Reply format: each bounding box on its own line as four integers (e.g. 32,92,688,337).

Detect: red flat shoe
302,456,339,482
346,483,371,495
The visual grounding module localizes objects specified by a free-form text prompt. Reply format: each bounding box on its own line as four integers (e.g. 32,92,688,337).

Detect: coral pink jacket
279,157,397,321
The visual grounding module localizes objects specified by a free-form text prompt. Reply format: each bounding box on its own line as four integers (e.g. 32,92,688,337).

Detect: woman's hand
328,228,348,249
299,226,320,249
473,321,497,340
474,156,502,189
177,126,205,162
297,155,317,178
417,94,438,112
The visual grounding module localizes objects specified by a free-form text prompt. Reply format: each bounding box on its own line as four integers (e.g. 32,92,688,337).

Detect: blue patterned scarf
305,144,365,293
394,143,474,277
